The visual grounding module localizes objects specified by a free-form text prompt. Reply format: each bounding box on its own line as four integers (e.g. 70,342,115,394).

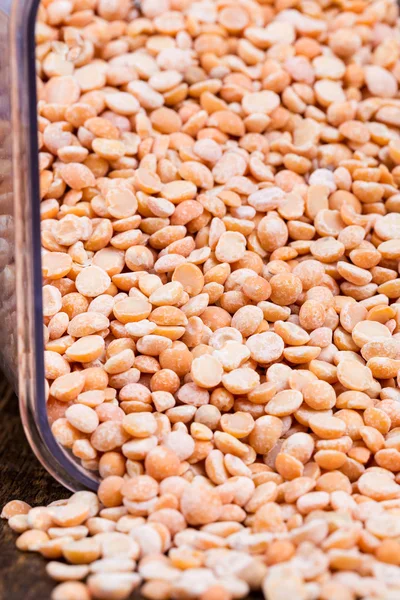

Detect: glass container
0,0,98,491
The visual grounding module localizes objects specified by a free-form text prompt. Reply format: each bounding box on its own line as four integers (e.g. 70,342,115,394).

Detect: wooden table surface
0,375,66,600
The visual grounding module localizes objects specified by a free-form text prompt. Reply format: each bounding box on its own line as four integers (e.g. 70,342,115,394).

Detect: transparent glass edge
11,0,99,492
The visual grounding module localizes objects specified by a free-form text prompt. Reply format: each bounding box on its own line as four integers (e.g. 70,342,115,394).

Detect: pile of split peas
5,0,400,598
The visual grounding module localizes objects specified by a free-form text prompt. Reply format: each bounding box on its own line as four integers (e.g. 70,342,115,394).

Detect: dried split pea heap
6,0,400,597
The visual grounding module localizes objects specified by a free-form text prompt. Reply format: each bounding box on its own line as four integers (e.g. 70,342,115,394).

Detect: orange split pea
8,0,400,598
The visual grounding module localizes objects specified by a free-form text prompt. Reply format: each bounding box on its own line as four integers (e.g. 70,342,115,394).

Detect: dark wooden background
0,375,66,599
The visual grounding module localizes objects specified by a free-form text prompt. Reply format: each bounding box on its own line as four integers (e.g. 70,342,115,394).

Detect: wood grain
0,376,66,600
